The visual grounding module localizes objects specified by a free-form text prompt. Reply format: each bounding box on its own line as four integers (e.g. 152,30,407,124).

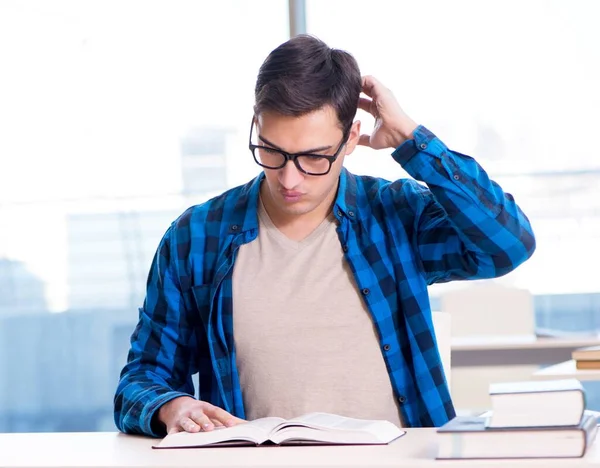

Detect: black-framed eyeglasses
248,118,348,176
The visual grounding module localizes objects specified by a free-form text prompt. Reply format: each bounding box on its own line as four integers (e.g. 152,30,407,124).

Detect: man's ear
344,120,361,156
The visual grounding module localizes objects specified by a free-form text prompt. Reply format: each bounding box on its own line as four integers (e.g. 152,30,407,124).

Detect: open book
153,412,405,448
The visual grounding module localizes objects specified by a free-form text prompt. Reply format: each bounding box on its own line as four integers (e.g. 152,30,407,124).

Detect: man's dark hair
254,35,361,135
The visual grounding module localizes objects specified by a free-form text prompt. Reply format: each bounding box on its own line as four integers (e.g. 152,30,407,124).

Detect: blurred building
0,309,136,432
67,125,236,310
66,210,180,310
180,125,236,205
0,258,48,317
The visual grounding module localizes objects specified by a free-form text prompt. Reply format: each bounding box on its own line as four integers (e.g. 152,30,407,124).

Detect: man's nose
278,160,304,189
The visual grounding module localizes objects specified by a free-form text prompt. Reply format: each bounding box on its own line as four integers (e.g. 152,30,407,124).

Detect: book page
245,416,286,433
273,412,403,441
269,426,381,445
283,412,387,431
269,413,405,445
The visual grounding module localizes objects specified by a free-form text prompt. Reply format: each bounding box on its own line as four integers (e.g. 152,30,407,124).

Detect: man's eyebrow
258,135,333,154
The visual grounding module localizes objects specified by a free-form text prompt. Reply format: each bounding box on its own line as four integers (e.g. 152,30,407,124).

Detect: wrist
391,118,419,147
157,401,171,426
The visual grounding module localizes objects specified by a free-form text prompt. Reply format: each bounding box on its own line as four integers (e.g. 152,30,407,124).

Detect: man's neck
260,183,338,242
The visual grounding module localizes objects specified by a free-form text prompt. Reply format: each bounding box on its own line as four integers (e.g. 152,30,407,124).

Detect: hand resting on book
157,396,246,434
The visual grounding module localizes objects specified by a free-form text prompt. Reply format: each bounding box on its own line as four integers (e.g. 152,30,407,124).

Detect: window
307,0,600,320
0,0,288,432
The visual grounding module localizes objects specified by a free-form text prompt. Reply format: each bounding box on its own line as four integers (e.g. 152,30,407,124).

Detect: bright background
0,0,598,431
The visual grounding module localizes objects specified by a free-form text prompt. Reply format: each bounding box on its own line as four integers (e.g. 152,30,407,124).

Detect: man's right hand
158,396,246,434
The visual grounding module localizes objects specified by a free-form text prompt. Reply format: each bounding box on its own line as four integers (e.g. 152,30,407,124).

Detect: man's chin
277,199,312,215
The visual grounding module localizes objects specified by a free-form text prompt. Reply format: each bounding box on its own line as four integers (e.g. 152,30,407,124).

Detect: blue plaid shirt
114,126,535,436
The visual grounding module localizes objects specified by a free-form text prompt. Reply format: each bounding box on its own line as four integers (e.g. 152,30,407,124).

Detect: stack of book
573,345,600,369
437,379,598,459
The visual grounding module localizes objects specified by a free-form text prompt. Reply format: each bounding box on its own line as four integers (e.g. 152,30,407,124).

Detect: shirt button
348,210,355,218
337,210,343,217
453,174,460,180
383,344,391,351
231,224,239,231
398,395,407,404
342,245,349,253
420,143,427,150
361,288,370,296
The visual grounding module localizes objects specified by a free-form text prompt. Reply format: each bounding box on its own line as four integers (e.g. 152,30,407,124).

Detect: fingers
361,75,384,98
358,134,371,147
168,412,215,434
361,75,376,97
358,97,374,114
168,416,203,434
203,403,245,427
189,410,215,431
164,400,246,435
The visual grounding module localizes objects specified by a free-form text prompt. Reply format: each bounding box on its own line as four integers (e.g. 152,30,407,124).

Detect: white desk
533,360,600,381
452,335,600,367
1,430,600,468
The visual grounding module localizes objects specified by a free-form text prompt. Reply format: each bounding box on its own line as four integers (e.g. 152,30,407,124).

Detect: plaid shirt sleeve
392,125,536,283
113,224,200,436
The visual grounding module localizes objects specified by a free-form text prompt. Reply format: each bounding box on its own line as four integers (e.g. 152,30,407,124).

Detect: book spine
582,415,599,457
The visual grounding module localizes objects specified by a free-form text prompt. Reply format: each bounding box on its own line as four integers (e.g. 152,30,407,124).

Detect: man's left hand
358,76,419,150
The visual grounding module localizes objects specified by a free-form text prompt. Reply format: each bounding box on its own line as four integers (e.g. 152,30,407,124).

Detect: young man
114,35,535,436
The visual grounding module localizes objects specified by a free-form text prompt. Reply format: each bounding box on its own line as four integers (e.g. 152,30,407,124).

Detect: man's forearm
393,125,535,277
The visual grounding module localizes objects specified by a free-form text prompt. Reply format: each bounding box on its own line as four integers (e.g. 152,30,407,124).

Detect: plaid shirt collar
231,168,360,235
